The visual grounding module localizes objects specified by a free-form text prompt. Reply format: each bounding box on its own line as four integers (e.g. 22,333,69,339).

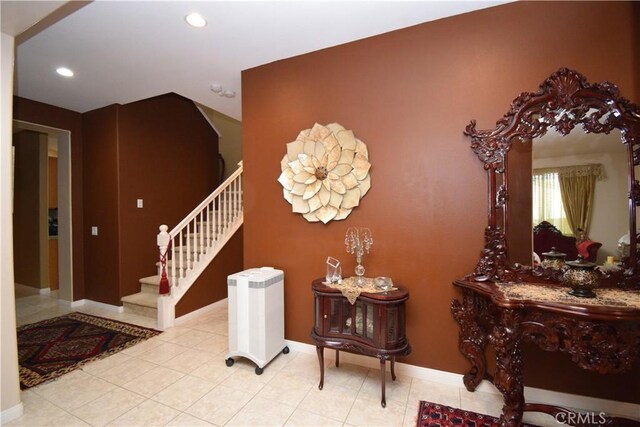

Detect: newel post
157,225,171,295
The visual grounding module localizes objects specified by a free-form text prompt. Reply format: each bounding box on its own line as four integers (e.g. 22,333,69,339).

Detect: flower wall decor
278,123,371,224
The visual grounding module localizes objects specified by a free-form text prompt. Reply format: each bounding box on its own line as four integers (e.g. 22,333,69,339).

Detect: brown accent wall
176,227,243,317
242,1,639,402
82,105,121,304
117,94,220,299
82,94,219,305
13,97,85,299
12,130,48,289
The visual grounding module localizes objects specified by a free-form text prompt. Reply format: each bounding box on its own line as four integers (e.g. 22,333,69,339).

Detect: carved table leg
379,357,387,408
451,289,488,391
316,345,325,390
390,356,396,381
335,349,340,368
490,309,524,427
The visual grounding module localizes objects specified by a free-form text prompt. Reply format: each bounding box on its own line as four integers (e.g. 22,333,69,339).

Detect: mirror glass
527,127,626,266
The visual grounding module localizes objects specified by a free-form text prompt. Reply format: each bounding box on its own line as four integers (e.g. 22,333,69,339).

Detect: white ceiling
9,0,510,120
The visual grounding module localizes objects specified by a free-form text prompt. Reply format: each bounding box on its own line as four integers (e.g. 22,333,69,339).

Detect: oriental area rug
18,312,160,389
416,401,539,427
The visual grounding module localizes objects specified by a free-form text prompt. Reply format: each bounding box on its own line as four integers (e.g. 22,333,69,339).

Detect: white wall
0,31,23,422
534,148,628,264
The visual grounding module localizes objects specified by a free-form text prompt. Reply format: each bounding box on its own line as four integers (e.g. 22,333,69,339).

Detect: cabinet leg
316,346,325,390
451,289,488,392
390,357,396,381
379,358,387,408
490,309,524,427
335,350,340,368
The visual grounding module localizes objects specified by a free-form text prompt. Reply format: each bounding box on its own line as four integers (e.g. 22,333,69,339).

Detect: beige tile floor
9,291,562,426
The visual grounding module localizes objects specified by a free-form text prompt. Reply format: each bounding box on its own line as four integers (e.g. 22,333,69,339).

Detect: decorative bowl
541,247,566,270
563,256,598,298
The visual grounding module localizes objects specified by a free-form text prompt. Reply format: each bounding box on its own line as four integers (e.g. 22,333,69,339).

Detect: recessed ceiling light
56,67,74,77
185,13,207,28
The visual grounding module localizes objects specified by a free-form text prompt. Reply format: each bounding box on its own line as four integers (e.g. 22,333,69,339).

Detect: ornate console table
310,278,411,407
452,279,640,426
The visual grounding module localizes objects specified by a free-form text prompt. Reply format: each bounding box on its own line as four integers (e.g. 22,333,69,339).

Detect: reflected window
532,170,572,235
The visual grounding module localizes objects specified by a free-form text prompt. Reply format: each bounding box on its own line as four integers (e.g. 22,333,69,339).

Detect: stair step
139,275,161,293
121,292,158,318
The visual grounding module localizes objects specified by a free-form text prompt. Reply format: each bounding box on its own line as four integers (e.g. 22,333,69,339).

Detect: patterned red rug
416,401,538,427
18,312,160,389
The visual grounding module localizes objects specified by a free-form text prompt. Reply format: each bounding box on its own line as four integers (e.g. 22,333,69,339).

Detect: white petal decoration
342,172,358,190
287,140,304,161
308,194,322,212
338,149,355,165
323,133,339,151
314,141,326,161
309,122,331,140
327,145,341,167
359,174,371,197
326,122,346,134
334,208,352,221
280,155,290,171
303,212,320,222
312,156,321,169
283,189,292,204
355,138,369,158
319,185,331,206
292,196,309,213
303,139,316,156
291,182,307,196
336,130,356,150
277,169,294,191
303,180,322,200
278,122,371,223
332,164,353,177
289,159,304,174
293,171,315,184
330,179,346,195
342,188,361,209
316,205,338,224
298,153,313,168
329,192,343,208
353,153,371,181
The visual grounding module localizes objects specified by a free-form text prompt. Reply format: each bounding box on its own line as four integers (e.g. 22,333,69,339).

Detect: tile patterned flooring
9,291,561,426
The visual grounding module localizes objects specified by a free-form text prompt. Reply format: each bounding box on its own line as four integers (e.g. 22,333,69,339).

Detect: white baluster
171,234,176,286
179,231,184,279
217,194,221,241
206,205,210,251
238,174,243,215
199,212,204,260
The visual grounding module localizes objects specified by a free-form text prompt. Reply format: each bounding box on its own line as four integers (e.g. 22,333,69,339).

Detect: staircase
121,162,243,329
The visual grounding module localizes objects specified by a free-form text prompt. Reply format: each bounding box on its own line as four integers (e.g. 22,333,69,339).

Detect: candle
607,256,615,265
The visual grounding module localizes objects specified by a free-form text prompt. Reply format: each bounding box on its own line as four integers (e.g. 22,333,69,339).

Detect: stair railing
157,161,243,301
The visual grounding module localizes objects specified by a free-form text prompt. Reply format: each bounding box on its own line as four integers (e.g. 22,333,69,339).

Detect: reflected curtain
555,164,604,236
559,174,596,236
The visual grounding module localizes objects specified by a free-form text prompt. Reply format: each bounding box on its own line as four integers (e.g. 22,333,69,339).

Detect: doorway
12,120,72,320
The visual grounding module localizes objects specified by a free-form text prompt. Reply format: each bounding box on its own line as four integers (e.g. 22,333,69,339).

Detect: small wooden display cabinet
310,278,411,407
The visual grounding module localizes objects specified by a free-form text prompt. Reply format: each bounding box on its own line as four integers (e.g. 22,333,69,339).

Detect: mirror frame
465,68,640,283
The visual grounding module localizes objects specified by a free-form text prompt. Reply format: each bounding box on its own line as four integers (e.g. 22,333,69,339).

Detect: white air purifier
225,267,288,374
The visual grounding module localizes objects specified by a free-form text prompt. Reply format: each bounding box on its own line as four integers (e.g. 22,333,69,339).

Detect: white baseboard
0,402,24,424
65,299,124,313
285,340,640,420
175,298,228,326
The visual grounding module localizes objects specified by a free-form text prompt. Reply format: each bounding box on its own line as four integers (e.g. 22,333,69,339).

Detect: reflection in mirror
531,127,626,265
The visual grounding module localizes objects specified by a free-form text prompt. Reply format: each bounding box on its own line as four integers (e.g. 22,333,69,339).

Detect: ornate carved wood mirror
465,68,640,285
